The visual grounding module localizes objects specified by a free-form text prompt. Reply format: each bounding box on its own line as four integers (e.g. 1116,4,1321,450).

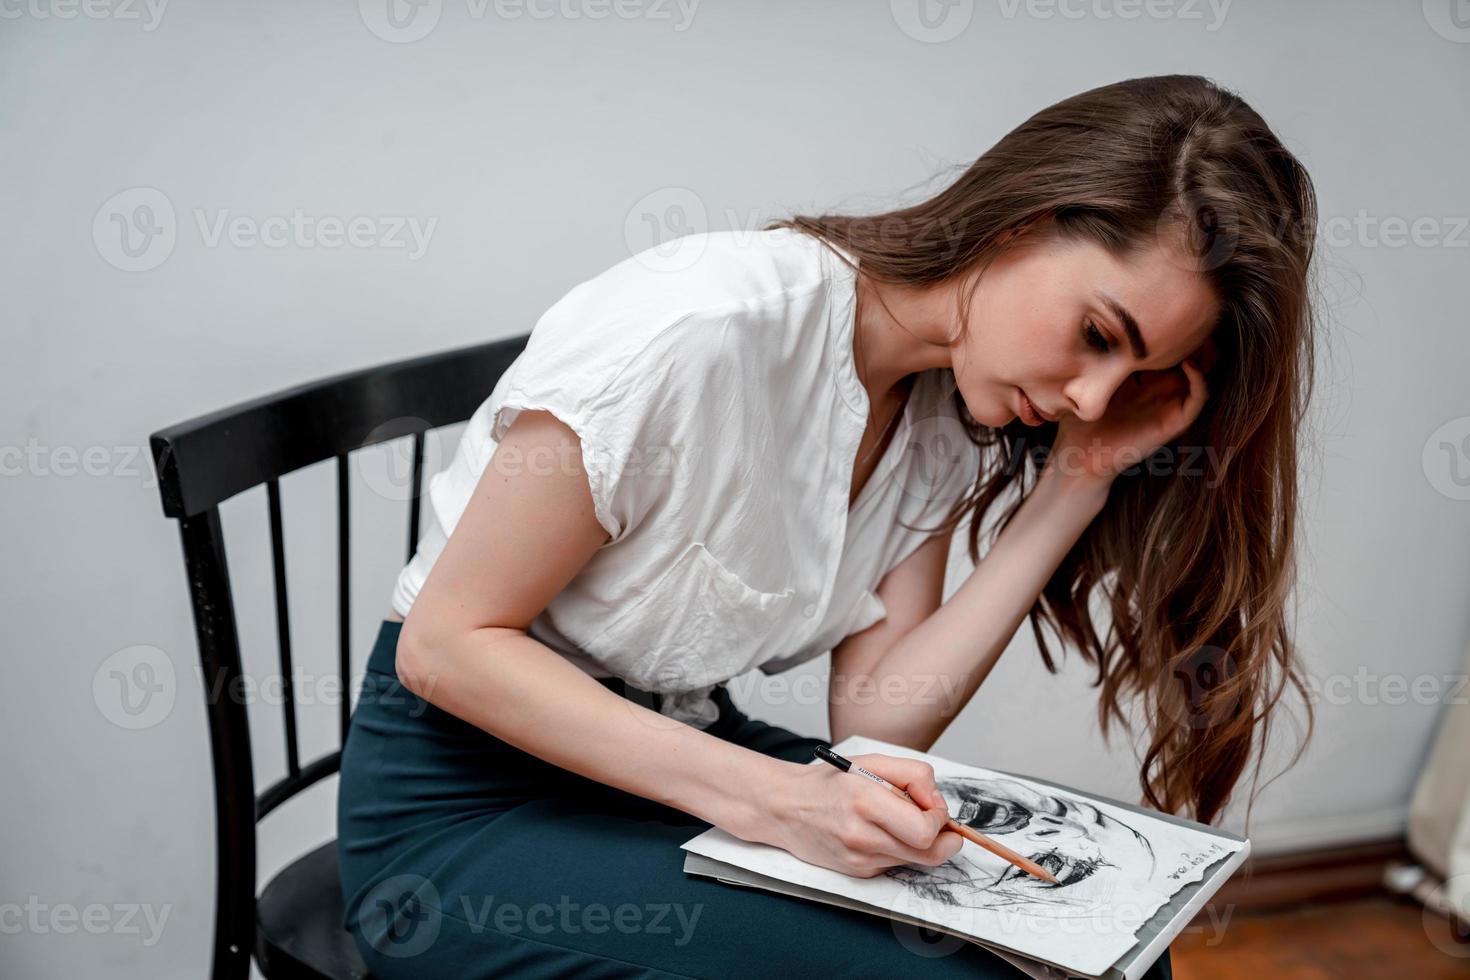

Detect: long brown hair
767,74,1319,828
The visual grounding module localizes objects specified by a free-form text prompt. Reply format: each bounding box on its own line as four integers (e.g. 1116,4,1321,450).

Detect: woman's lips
1017,388,1046,425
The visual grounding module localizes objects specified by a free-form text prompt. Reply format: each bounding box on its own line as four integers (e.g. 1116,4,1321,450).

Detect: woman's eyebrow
1095,289,1150,361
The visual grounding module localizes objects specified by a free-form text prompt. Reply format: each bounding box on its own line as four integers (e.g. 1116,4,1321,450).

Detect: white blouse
391,227,980,727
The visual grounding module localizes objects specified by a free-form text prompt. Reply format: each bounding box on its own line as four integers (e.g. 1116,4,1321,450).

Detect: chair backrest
148,335,529,980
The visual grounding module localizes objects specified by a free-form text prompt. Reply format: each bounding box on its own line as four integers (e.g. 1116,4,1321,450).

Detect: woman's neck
852,271,957,400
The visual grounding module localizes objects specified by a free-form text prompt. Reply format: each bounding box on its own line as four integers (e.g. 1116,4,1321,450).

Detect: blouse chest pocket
591,541,797,692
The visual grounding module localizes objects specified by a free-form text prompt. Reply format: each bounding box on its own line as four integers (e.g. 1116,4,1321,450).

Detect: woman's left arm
828,470,1111,750
829,354,1214,749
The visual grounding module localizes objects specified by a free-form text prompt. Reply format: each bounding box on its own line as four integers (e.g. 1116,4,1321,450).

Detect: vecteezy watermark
0,897,172,946
1424,415,1470,500
1301,668,1470,708
723,667,978,717
0,439,158,486
351,874,703,960
887,863,1230,958
1036,440,1239,488
892,0,1238,42
0,0,168,30
1320,210,1470,249
354,414,707,505
1423,0,1470,43
93,187,438,272
621,191,982,273
458,894,703,945
889,888,1189,954
495,439,704,491
995,0,1232,30
358,0,700,43
192,208,437,258
1160,200,1469,275
91,646,446,730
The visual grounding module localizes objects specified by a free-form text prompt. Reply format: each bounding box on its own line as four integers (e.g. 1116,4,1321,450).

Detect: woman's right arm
396,408,962,876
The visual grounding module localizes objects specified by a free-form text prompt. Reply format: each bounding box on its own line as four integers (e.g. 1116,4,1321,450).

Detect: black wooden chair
148,335,529,980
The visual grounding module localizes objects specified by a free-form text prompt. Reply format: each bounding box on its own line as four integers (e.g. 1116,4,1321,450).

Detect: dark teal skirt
336,618,1173,978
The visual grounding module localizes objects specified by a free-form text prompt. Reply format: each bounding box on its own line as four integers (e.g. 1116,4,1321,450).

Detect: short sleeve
488,315,710,545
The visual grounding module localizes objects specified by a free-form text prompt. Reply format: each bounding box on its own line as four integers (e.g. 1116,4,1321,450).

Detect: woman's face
948,226,1222,428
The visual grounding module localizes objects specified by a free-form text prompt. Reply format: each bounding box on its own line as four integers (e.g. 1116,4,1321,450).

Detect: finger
848,756,951,848
1179,357,1210,413
911,830,966,867
853,785,942,851
850,755,946,808
868,828,967,870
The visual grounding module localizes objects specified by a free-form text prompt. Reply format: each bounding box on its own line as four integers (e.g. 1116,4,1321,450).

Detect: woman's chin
958,387,1021,428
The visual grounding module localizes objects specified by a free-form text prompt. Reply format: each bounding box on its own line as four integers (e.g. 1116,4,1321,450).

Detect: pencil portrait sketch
884,776,1159,917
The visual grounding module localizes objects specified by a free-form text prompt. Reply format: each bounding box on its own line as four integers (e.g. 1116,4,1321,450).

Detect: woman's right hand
757,753,965,878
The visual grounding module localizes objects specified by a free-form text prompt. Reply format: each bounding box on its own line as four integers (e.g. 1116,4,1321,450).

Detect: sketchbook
680,735,1249,980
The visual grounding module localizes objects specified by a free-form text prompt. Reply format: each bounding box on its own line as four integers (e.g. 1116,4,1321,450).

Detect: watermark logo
1422,873,1470,957
355,874,443,959
360,0,444,42
1161,645,1241,732
1422,415,1470,500
889,882,980,957
1423,0,1470,42
1156,198,1241,275
355,417,450,504
891,0,975,42
624,186,709,273
93,645,176,730
93,187,176,273
899,410,975,506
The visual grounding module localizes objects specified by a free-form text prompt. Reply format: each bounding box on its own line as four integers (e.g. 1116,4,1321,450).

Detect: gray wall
4,1,1468,976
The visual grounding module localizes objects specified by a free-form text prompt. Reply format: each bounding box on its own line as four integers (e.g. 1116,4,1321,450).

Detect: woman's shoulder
552,228,829,328
513,228,844,403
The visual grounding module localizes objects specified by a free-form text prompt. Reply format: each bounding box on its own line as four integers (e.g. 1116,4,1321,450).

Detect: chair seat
255,840,372,979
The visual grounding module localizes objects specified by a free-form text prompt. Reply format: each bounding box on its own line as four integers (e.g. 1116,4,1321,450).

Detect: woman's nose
1064,370,1130,422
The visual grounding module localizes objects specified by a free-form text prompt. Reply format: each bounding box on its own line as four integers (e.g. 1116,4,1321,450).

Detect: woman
337,73,1318,978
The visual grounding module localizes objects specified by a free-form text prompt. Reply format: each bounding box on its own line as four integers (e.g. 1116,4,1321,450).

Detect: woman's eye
1084,321,1110,353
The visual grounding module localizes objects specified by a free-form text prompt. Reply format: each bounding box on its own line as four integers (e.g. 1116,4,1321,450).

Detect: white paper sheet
681,735,1245,977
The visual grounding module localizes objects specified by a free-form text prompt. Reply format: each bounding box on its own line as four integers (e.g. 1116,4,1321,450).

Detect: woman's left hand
1043,346,1214,486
